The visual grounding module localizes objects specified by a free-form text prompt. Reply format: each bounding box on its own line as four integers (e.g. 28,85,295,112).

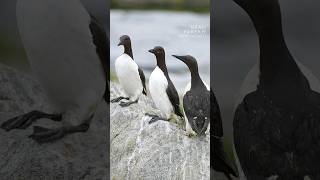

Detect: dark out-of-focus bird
211,88,239,180
233,0,320,179
1,0,109,143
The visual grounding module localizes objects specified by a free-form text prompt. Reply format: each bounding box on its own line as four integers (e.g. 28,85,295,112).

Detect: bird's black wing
211,89,223,137
89,15,110,102
293,91,320,178
183,90,210,135
211,136,239,178
138,67,147,95
166,80,183,118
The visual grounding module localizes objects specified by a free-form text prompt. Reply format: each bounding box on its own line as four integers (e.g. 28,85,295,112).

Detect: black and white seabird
147,47,183,124
173,55,238,178
172,55,210,136
1,0,109,143
112,35,147,107
233,0,320,179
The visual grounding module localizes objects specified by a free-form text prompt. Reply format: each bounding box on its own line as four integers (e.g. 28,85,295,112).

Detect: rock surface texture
0,64,108,179
110,82,212,180
0,63,231,180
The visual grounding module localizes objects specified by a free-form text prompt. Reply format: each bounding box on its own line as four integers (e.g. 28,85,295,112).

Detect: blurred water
110,10,210,93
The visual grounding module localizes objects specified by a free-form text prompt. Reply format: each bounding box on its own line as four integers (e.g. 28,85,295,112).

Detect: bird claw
111,96,129,103
119,100,138,107
111,98,121,103
29,126,66,144
1,111,62,132
1,112,38,131
119,101,130,107
149,116,167,124
184,131,197,138
1,116,27,131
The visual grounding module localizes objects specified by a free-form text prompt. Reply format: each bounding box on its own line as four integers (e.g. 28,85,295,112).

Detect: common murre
112,35,147,107
172,55,210,136
146,46,183,125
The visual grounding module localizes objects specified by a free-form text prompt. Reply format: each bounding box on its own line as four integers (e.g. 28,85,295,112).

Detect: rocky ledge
110,82,211,180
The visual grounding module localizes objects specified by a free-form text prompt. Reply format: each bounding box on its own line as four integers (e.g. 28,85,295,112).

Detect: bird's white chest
149,67,173,118
16,0,105,111
115,54,142,97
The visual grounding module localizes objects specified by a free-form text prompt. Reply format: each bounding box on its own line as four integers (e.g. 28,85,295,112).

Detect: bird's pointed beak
172,55,186,62
148,49,155,54
117,41,122,46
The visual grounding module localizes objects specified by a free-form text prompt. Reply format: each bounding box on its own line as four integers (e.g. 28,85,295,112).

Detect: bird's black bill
172,55,187,63
172,55,183,60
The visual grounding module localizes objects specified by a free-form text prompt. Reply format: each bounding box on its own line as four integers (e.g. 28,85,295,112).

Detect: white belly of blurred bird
16,0,106,120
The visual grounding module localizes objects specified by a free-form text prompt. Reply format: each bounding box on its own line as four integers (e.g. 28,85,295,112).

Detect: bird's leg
29,115,93,144
148,116,167,124
145,113,159,118
111,96,129,103
185,120,197,137
119,99,138,107
1,110,62,131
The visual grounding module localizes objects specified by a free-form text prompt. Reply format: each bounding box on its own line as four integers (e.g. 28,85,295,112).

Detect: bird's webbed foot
1,111,62,131
29,123,89,144
119,100,138,107
184,130,197,138
111,96,129,103
149,116,169,124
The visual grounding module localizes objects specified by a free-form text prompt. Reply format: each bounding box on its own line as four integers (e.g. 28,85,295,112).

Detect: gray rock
110,82,211,180
0,63,108,179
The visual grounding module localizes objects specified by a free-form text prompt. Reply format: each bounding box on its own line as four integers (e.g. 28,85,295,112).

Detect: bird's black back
89,15,110,102
183,87,210,135
166,79,183,118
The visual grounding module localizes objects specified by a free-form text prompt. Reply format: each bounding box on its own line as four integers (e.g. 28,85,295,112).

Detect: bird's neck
250,10,306,89
189,66,205,89
124,43,133,59
156,55,169,76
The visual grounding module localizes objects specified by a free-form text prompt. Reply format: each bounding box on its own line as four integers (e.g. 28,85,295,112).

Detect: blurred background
0,0,109,73
110,0,210,93
212,0,320,149
111,0,209,12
